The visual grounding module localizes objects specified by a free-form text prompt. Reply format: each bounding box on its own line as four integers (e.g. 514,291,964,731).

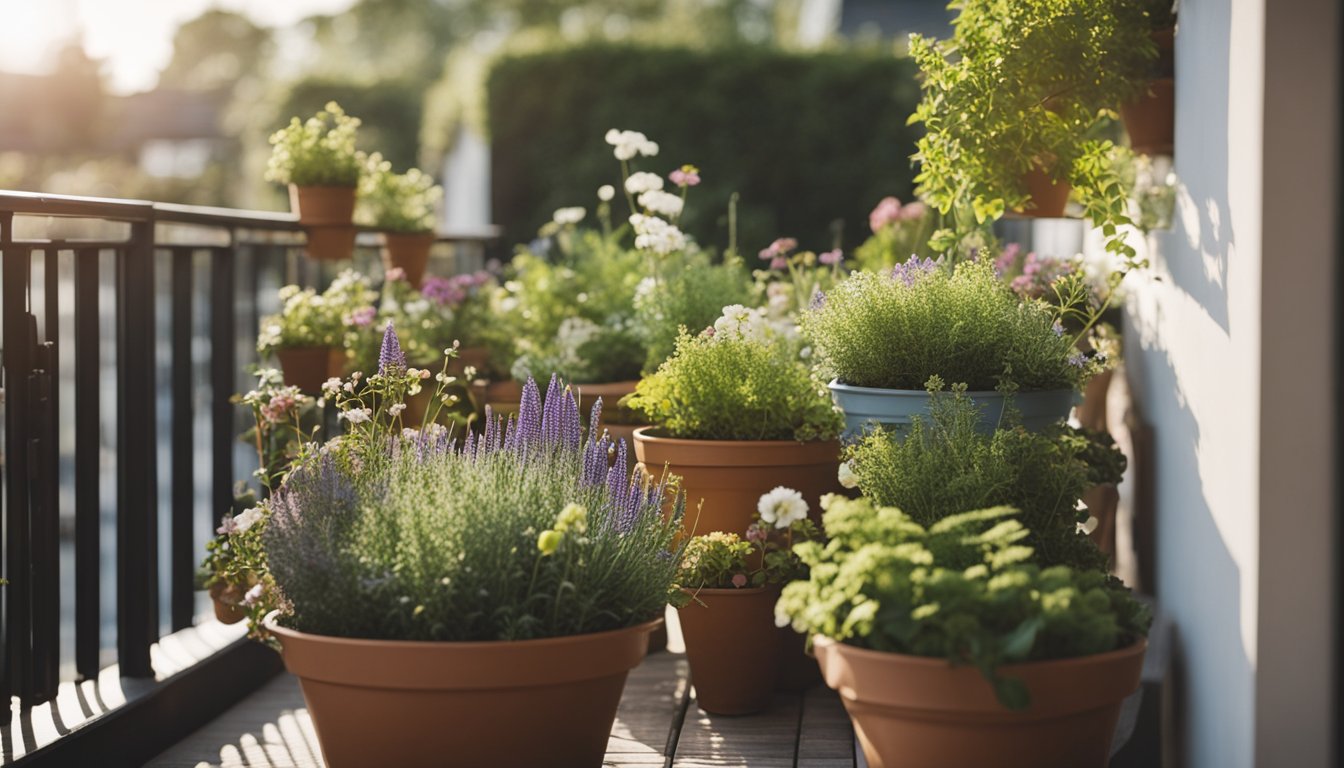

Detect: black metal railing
0,190,498,762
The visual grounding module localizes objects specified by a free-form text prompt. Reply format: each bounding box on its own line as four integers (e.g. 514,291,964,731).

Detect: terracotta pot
1075,368,1114,433
269,617,660,768
209,582,247,625
289,184,356,226
471,378,523,417
447,346,490,378
574,380,646,442
678,587,783,715
633,428,842,537
276,346,346,393
814,635,1146,768
382,232,436,288
1122,78,1175,155
1015,168,1071,218
304,225,358,262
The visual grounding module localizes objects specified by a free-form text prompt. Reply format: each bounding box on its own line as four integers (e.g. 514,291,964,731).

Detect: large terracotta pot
678,586,783,715
814,636,1146,768
209,582,246,625
382,232,436,288
268,617,660,768
447,346,491,378
289,184,356,226
633,428,842,537
574,380,646,442
1122,78,1175,156
1016,168,1071,218
471,378,523,417
275,346,346,393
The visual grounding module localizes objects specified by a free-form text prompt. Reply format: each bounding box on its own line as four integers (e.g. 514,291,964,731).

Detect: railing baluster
31,247,61,700
170,248,195,630
210,246,236,529
116,221,157,677
74,247,101,679
2,239,34,708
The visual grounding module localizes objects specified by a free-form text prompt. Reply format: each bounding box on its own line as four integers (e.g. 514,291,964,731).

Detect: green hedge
487,43,921,252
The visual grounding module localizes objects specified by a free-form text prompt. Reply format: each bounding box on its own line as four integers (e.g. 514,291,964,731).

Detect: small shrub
265,101,363,188
257,270,377,353
357,154,441,232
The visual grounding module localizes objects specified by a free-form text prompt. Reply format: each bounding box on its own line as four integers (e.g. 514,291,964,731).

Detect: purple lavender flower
378,321,406,376
1067,352,1088,368
809,289,826,311
889,255,938,286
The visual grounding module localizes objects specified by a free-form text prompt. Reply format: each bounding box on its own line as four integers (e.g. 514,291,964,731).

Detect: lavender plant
254,344,682,641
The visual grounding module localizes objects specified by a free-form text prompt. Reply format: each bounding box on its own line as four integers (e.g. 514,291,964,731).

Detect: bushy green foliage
276,79,426,173
259,371,682,642
486,43,921,250
846,385,1113,572
802,260,1093,392
675,488,818,598
635,251,753,371
256,270,377,353
357,153,441,232
265,101,363,188
909,0,1158,262
627,314,843,442
776,495,1151,709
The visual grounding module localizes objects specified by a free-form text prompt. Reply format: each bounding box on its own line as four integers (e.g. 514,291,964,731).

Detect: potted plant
257,271,377,392
776,495,1151,768
802,260,1100,438
234,328,683,767
852,196,939,272
909,0,1154,264
627,305,844,538
1121,1,1178,156
359,153,444,287
843,383,1124,572
266,101,364,261
672,488,817,714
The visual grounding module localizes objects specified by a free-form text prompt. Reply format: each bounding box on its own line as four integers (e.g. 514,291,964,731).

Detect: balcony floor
146,613,858,768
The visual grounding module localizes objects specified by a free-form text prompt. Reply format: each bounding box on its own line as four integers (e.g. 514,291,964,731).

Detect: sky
0,0,356,94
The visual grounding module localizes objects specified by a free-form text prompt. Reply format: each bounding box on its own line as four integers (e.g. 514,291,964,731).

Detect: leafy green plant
674,487,819,602
257,270,377,354
265,101,363,188
634,250,753,371
802,260,1099,392
845,382,1117,572
357,153,442,232
909,0,1158,265
627,307,843,442
240,330,682,642
776,495,1151,709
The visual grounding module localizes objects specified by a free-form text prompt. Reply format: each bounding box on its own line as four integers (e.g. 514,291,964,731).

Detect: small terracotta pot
275,346,346,393
633,428,842,537
814,635,1146,768
1122,78,1175,155
472,378,523,418
289,184,356,226
304,225,358,262
447,346,490,378
269,617,660,768
678,587,783,715
209,582,247,625
382,232,436,288
1016,168,1072,218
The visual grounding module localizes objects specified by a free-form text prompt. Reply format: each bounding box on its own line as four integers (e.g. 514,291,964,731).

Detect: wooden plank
606,651,689,764
797,685,856,767
671,690,802,767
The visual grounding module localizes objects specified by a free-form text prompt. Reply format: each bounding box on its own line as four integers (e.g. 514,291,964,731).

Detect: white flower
605,129,659,161
242,582,265,607
597,184,615,202
388,403,407,416
638,189,683,218
340,407,373,424
837,461,859,489
758,487,808,530
630,214,686,256
552,206,586,225
713,304,770,343
402,428,420,440
234,506,264,534
624,172,665,195
321,377,343,396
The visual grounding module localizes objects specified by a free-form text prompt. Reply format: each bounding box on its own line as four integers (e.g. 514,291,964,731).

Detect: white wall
1123,0,1263,765
1126,0,1339,766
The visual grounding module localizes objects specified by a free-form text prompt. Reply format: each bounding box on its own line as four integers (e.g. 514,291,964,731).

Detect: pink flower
731,573,749,588
385,267,407,283
344,306,376,327
216,514,237,536
669,165,701,187
899,201,927,221
702,326,716,337
758,237,798,261
869,196,902,233
769,256,788,270
818,249,844,266
745,524,768,544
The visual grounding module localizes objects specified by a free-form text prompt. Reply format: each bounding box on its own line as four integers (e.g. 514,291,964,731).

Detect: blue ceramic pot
828,380,1077,440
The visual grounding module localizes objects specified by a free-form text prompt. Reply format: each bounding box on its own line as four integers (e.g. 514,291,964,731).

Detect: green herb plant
358,153,442,232
265,101,364,188
256,270,378,355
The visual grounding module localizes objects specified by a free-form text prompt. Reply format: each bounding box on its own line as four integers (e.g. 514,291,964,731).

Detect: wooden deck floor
147,611,857,768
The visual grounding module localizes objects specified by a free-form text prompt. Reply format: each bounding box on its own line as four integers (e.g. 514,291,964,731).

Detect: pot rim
632,425,840,450
678,584,781,597
265,613,661,651
290,182,358,191
828,379,1076,398
812,633,1148,672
